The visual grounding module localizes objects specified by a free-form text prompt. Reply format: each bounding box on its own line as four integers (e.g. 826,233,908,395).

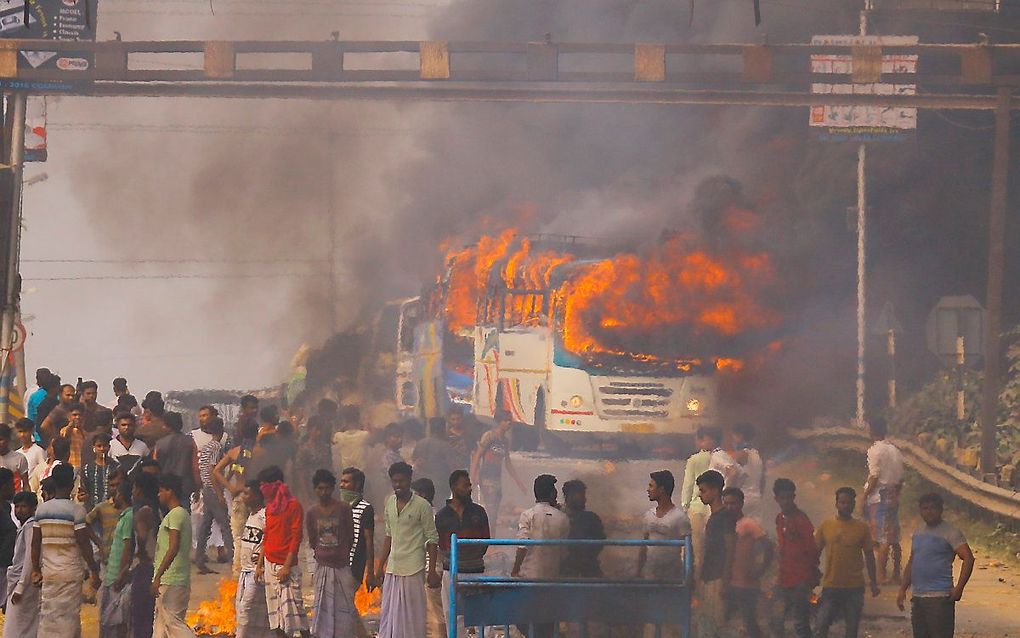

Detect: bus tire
417,381,426,420
535,391,559,453
512,422,539,452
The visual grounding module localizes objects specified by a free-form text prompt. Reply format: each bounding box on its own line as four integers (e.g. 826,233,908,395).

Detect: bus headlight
686,399,702,413
569,395,584,409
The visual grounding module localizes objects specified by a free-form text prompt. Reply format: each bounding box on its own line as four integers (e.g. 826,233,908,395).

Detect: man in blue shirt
25,368,53,427
896,493,975,638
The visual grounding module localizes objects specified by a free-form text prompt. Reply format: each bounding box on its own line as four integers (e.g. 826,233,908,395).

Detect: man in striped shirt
194,415,232,573
31,463,101,637
340,467,375,638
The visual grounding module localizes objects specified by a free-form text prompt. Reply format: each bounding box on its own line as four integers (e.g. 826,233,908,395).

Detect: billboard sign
0,0,97,91
810,35,918,142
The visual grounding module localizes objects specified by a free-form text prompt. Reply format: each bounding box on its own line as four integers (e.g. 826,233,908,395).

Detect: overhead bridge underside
0,38,1019,108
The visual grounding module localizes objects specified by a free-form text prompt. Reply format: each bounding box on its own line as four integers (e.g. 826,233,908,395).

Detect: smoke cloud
24,0,1017,425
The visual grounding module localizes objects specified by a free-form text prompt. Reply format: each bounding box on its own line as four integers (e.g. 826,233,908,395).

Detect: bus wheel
532,391,547,453
513,421,539,452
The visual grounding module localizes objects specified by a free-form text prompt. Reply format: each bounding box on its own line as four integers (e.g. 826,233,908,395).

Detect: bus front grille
597,381,673,418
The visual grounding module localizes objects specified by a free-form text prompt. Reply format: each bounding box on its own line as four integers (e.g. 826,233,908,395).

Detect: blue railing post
448,533,459,638
683,534,693,638
683,534,693,583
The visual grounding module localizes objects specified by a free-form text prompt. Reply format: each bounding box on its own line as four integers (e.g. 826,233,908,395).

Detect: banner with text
810,35,918,143
0,0,97,92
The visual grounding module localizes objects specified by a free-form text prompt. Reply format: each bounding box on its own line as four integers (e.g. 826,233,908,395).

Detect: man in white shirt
638,470,691,638
109,413,149,466
4,491,39,638
28,437,70,497
0,424,29,492
709,433,747,491
14,420,45,483
864,416,904,584
235,480,271,638
512,474,568,638
733,423,766,520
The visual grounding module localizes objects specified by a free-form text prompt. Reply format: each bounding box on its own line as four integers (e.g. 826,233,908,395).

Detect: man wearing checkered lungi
306,469,357,638
259,466,309,637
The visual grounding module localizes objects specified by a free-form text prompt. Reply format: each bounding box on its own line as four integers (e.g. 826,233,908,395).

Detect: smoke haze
20,0,1019,427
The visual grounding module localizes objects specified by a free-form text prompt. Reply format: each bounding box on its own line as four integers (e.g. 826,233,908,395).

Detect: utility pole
980,86,1010,480
855,1,872,430
0,92,27,424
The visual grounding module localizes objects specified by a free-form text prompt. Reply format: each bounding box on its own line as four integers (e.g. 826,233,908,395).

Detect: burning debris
188,578,237,636
187,577,378,635
355,580,382,616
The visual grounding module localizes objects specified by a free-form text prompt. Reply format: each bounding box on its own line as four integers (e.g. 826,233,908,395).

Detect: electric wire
22,273,329,281
46,123,433,136
23,257,328,263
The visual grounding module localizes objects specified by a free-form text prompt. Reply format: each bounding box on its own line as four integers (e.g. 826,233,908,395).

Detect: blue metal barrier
448,536,693,638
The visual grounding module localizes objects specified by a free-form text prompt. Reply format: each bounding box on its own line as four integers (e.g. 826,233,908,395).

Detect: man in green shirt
100,479,134,638
374,461,441,638
152,474,196,638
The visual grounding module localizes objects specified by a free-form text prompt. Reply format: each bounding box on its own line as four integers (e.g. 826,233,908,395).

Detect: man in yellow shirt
814,486,880,638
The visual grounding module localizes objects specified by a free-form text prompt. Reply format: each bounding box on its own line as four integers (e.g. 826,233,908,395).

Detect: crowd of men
0,368,979,638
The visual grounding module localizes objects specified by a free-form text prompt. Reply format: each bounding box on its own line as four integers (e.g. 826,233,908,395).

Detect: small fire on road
356,580,382,616
188,578,237,636
188,576,380,635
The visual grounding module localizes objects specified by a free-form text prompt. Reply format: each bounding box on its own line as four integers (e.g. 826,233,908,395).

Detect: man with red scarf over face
257,466,309,638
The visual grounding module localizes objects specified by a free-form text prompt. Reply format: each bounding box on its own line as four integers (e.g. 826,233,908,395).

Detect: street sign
0,0,97,92
872,301,904,335
926,295,985,367
10,317,25,353
810,35,918,142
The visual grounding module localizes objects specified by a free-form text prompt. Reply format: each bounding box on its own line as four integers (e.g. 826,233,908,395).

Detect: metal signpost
810,24,918,428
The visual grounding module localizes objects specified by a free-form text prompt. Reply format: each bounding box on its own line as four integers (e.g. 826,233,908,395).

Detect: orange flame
560,237,780,365
441,230,574,334
437,230,780,368
443,229,517,333
188,578,237,636
715,358,746,373
355,580,381,616
186,576,380,634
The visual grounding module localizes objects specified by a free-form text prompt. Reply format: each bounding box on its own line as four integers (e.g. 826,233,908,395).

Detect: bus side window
399,304,420,353
400,381,417,408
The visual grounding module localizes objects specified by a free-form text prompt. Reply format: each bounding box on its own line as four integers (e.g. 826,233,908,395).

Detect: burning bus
395,229,780,452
